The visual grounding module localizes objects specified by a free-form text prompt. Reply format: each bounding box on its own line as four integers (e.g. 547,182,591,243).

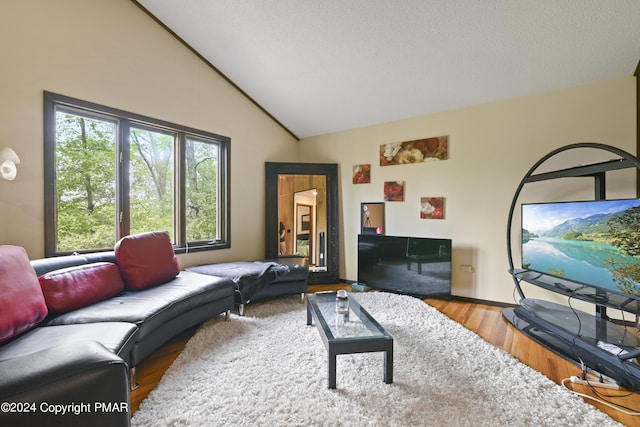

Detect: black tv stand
503,298,640,391
505,143,640,391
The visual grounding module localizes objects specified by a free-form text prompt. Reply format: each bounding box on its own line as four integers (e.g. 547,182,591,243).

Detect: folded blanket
187,262,290,303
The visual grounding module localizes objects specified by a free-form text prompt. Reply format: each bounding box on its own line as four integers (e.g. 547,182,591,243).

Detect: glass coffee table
306,291,394,389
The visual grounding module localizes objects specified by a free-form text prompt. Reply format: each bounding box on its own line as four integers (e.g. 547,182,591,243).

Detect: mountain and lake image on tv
521,199,640,298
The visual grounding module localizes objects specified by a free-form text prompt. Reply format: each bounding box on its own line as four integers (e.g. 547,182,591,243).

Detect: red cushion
115,231,180,290
39,262,125,315
0,246,48,343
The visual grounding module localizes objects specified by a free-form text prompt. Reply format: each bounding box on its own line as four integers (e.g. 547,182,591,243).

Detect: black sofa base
44,269,235,367
0,322,138,367
0,341,130,427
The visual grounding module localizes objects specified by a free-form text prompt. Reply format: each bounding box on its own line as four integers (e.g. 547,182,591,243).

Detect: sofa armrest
0,341,130,427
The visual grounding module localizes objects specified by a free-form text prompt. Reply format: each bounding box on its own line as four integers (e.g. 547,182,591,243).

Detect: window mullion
175,133,186,248
118,119,131,239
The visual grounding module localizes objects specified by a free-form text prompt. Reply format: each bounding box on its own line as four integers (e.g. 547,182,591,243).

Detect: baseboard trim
446,295,516,308
338,278,515,308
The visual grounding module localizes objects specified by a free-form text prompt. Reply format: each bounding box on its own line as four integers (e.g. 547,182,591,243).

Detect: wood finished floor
131,284,640,426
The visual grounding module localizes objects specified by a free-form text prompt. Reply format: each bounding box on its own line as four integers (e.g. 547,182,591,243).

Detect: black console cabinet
504,143,640,391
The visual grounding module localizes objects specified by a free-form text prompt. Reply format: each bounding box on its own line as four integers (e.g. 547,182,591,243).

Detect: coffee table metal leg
384,346,393,384
328,350,337,389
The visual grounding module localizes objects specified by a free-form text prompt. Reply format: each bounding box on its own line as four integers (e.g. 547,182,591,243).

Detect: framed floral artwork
380,136,448,166
420,197,445,219
352,164,371,184
384,181,405,202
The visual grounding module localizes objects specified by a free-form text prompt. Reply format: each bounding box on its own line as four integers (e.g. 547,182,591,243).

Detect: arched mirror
265,162,339,284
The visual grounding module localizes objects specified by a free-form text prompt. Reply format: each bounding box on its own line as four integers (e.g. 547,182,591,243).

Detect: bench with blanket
187,256,309,315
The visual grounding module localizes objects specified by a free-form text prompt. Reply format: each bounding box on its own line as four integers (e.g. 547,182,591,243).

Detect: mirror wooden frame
265,162,339,284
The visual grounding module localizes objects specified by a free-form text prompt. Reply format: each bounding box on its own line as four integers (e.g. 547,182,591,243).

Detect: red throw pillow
115,231,180,290
39,262,125,315
0,246,48,343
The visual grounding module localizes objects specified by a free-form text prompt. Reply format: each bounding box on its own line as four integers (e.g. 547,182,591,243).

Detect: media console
358,234,452,298
505,143,640,391
503,298,640,391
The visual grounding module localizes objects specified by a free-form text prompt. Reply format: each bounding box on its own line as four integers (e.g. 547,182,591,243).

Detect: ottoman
187,256,309,315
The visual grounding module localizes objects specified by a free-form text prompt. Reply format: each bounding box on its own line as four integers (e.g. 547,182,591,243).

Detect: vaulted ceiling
135,0,640,139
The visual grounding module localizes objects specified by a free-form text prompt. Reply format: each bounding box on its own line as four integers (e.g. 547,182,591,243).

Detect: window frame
43,91,230,256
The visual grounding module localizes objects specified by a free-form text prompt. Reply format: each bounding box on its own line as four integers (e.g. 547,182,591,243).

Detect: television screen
521,199,640,298
358,234,452,298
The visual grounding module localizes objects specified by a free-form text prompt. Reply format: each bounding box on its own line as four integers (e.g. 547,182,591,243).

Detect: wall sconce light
1,147,20,181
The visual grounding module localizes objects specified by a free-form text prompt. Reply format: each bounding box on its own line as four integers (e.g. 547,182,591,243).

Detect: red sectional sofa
0,231,235,427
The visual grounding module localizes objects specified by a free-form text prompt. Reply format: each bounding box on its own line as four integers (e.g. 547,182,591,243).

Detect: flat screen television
358,234,452,298
521,199,640,299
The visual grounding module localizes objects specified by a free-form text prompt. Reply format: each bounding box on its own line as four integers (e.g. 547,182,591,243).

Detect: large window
44,92,230,256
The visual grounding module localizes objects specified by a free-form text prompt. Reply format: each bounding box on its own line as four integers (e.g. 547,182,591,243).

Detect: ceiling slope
135,0,640,139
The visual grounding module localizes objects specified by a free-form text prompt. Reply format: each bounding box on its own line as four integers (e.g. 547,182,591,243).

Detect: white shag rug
131,292,621,427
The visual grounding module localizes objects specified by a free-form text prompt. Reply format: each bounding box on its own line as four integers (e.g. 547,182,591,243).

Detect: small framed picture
384,181,405,202
352,164,371,184
420,197,445,219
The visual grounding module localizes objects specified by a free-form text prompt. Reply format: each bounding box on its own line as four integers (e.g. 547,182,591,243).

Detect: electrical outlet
459,265,473,273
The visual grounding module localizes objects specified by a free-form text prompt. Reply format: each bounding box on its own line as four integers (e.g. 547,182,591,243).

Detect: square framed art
420,197,445,219
352,164,371,184
384,181,405,202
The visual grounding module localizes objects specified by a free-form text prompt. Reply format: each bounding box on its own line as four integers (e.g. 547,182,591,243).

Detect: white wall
0,1,636,306
0,0,298,265
299,77,636,304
